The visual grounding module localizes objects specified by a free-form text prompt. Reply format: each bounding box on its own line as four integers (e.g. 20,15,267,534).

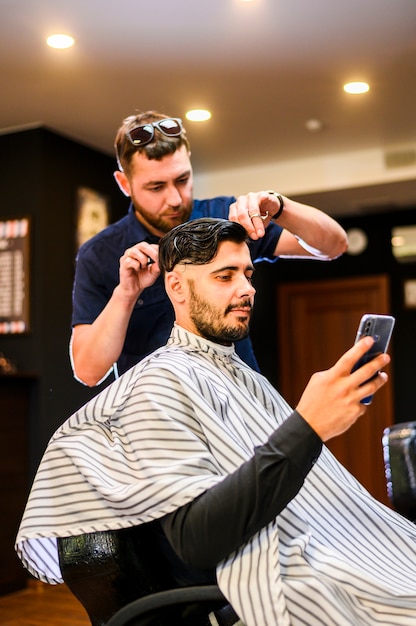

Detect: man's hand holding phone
296,334,391,443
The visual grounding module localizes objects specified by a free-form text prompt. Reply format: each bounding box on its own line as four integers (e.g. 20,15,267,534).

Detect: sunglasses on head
116,117,184,170
126,118,183,147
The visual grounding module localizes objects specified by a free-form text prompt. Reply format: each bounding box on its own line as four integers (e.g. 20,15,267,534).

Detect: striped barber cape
16,325,416,625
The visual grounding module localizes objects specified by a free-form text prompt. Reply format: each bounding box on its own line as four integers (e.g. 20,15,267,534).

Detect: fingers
297,366,388,442
122,242,159,270
334,337,390,378
357,370,388,404
119,243,160,296
228,192,267,240
327,336,390,408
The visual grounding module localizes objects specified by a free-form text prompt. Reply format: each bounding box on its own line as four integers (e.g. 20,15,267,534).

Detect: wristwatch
267,190,284,220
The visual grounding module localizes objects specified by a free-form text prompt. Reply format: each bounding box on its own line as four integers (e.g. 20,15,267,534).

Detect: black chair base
105,586,229,626
57,525,238,626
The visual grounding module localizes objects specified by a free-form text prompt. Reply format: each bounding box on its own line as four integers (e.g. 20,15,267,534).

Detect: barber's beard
133,200,193,235
188,282,251,345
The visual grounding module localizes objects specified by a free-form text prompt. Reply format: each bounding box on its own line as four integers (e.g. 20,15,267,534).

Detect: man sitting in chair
16,218,416,625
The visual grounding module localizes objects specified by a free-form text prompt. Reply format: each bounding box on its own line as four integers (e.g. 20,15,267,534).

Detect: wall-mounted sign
0,218,30,334
76,187,110,249
403,279,416,309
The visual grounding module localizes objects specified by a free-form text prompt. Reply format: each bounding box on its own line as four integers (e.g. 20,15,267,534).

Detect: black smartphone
352,314,395,405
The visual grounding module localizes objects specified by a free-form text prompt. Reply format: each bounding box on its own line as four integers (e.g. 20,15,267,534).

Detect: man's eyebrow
143,169,192,188
175,169,192,179
143,179,166,188
210,264,255,274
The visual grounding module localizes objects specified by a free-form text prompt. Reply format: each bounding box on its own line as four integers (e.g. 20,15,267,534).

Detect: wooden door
277,275,393,505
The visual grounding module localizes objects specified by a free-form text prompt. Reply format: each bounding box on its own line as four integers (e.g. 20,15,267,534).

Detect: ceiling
1,0,416,217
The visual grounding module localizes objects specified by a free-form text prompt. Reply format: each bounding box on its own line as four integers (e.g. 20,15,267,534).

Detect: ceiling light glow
391,236,405,247
343,81,369,95
185,109,211,122
305,118,324,132
46,34,75,49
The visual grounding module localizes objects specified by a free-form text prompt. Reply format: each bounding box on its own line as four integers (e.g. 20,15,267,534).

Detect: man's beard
133,199,193,235
188,282,251,345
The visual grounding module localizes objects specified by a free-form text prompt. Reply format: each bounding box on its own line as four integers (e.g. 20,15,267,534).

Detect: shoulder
140,347,232,405
78,215,129,254
139,346,200,380
191,196,236,219
132,346,216,390
76,210,147,264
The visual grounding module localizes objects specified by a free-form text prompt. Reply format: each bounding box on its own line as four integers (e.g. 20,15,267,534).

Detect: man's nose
237,276,256,297
166,186,182,207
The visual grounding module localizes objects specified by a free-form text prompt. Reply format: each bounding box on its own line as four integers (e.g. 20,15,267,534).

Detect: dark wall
251,207,416,425
0,127,128,477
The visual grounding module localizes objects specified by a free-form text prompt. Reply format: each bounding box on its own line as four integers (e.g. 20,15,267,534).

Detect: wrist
113,284,142,309
267,190,284,220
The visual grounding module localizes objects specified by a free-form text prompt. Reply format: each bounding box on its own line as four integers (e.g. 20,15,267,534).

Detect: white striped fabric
16,325,416,625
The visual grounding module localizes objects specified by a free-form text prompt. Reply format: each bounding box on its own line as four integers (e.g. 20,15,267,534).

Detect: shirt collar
168,324,236,363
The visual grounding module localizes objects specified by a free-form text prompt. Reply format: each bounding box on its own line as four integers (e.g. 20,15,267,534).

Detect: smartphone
352,314,395,405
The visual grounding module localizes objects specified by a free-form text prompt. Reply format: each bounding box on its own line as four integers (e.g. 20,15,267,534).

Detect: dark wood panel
0,375,35,595
277,275,394,505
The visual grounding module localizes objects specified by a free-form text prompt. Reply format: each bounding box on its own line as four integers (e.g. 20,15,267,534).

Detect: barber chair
57,522,240,626
105,586,233,626
382,421,416,521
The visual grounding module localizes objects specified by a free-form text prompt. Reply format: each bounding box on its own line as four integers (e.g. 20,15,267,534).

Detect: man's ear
113,171,131,197
165,271,186,304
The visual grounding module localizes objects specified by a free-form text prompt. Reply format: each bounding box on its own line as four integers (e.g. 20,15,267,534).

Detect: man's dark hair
159,218,248,275
114,110,190,176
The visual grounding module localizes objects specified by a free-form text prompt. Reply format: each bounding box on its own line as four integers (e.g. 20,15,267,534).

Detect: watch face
76,187,109,248
346,228,368,255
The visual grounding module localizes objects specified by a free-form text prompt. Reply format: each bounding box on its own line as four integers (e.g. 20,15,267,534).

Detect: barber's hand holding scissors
228,191,283,240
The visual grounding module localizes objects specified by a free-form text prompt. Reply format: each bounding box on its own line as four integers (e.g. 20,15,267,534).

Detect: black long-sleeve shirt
159,410,322,582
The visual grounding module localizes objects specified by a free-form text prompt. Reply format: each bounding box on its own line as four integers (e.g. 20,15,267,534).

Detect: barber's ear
113,171,131,197
165,271,186,303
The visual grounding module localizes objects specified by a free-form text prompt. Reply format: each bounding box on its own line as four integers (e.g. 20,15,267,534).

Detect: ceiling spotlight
46,34,75,49
343,81,370,95
305,118,324,133
185,109,211,122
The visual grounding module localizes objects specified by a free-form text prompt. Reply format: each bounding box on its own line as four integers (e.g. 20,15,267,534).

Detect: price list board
0,218,30,334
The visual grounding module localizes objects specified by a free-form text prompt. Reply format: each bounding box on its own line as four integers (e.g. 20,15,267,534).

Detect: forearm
71,285,137,386
275,196,348,260
160,410,322,569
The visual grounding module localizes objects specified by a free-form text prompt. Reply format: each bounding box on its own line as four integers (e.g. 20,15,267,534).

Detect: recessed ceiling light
185,109,211,122
343,81,370,95
305,118,324,132
46,34,75,49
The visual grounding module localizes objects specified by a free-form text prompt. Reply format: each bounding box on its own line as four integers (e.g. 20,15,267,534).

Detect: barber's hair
114,110,190,175
159,218,248,275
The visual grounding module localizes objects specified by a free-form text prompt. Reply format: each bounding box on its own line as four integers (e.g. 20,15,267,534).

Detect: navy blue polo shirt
72,196,282,378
